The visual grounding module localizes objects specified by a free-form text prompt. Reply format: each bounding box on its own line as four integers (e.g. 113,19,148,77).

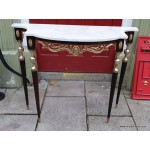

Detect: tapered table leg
30,50,41,122
116,45,130,107
107,52,120,123
18,41,29,110
32,70,41,122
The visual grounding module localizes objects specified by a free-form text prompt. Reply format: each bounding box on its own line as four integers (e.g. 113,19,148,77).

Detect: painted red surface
29,19,122,73
132,36,150,100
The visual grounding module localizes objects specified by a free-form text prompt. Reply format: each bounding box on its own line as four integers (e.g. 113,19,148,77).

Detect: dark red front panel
36,41,115,73
29,19,122,73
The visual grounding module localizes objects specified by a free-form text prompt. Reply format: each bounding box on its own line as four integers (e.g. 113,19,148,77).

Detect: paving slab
85,82,131,116
0,89,6,93
88,116,137,131
122,89,131,99
0,80,48,114
46,81,84,97
0,115,37,131
37,97,87,131
127,99,150,131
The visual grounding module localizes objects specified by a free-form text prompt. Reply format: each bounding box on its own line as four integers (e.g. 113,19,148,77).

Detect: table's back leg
115,32,134,107
18,41,29,110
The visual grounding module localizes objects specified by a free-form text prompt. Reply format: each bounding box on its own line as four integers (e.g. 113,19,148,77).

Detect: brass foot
106,118,110,123
27,105,29,110
38,118,41,123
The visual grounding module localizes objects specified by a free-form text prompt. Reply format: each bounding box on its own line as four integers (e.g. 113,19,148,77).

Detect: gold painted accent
129,33,133,41
30,51,38,72
38,41,115,56
63,73,83,78
113,53,120,73
119,41,123,49
16,30,20,38
28,39,33,47
123,44,131,63
143,81,148,86
18,41,25,61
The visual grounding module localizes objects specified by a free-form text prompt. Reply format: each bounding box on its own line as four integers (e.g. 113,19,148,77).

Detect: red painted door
29,19,122,73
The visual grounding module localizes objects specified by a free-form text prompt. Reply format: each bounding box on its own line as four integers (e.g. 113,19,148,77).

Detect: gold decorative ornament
119,41,123,49
30,51,38,71
18,41,25,61
16,30,20,38
113,53,120,73
123,43,131,63
37,41,115,56
28,39,33,47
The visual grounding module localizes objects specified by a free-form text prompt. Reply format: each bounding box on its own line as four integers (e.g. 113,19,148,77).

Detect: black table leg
20,59,29,109
115,60,127,107
32,70,41,122
18,41,29,110
115,47,130,107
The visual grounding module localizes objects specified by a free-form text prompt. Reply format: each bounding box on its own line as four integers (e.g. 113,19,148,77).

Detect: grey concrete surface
0,115,37,131
85,82,131,116
88,116,137,131
127,99,150,131
1,80,150,131
0,89,6,93
37,97,87,131
46,81,84,97
0,80,47,114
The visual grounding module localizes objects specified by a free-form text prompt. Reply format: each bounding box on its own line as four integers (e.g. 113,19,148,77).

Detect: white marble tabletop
12,23,138,42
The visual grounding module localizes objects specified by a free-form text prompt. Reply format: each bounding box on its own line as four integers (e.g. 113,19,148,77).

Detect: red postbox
132,36,150,100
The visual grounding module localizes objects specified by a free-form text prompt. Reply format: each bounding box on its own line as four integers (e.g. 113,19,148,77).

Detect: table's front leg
15,29,29,109
107,40,124,123
115,32,134,107
27,37,41,122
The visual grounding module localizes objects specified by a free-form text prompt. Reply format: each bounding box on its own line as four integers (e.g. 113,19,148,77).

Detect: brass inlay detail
38,41,115,56
143,81,148,86
28,39,33,47
119,41,123,49
16,30,20,38
18,41,25,61
123,43,131,63
113,53,120,73
30,51,38,71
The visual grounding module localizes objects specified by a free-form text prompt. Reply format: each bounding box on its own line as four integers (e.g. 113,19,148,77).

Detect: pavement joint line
122,91,138,131
35,82,49,131
45,96,85,98
87,115,132,117
0,113,37,115
84,81,89,131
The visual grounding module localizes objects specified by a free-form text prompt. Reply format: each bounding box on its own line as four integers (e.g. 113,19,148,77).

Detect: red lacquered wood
29,19,122,73
132,36,150,100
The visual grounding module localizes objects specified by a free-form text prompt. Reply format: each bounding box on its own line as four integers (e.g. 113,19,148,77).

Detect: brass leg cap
38,118,41,123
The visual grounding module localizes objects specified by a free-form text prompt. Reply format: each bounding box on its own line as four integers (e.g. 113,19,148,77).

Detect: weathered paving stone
0,115,37,131
88,116,137,131
0,80,48,114
0,89,6,93
85,82,131,116
37,97,87,131
127,99,150,131
46,81,84,97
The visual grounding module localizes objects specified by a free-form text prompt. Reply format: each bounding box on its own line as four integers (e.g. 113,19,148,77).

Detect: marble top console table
11,23,138,123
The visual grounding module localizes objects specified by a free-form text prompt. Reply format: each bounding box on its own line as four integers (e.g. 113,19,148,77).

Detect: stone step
39,72,111,82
